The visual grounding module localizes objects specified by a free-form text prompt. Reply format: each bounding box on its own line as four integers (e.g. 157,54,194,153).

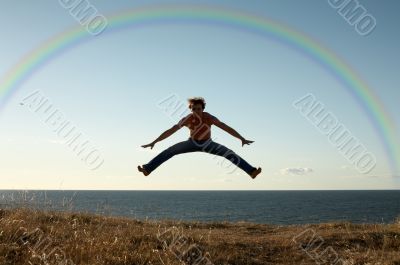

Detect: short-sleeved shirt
178,112,217,140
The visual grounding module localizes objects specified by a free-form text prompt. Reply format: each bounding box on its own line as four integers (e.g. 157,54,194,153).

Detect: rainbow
0,4,399,176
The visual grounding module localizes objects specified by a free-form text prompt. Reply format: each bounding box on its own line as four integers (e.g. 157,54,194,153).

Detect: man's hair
187,97,206,110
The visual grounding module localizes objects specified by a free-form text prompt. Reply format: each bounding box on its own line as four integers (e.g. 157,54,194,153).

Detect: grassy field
0,207,399,265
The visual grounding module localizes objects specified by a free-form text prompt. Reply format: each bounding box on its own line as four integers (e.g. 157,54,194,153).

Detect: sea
0,190,399,225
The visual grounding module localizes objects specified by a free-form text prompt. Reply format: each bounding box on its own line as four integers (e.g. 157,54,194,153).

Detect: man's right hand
141,142,156,149
241,139,254,147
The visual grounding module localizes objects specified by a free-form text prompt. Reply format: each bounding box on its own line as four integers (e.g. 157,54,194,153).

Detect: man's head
188,97,206,115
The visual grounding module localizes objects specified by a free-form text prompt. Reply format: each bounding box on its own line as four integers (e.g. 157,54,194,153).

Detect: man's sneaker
138,165,150,176
250,167,262,179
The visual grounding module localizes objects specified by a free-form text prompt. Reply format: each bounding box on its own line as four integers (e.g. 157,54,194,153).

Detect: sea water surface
0,190,399,225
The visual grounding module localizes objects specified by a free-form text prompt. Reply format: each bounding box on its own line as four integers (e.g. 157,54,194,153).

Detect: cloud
215,178,233,182
321,175,398,180
280,167,314,176
376,175,400,179
47,139,65,144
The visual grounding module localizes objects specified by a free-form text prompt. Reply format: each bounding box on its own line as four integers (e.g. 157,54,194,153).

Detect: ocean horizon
1,190,399,225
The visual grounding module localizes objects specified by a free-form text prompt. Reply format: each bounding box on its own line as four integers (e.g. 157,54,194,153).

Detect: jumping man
138,97,262,179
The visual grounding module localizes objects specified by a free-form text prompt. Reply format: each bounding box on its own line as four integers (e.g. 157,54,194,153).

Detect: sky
0,0,399,190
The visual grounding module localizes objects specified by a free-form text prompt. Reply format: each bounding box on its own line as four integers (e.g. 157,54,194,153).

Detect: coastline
1,208,399,264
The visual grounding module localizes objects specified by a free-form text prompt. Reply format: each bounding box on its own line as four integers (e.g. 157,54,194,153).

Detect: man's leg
202,140,260,178
139,140,197,175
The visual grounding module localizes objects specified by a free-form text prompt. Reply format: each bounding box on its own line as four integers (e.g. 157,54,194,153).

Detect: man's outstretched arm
212,117,254,146
142,124,181,149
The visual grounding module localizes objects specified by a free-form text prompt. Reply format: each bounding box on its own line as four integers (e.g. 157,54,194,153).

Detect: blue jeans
142,138,256,175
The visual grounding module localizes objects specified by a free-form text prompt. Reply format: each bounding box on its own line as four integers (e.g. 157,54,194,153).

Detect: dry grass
0,207,400,265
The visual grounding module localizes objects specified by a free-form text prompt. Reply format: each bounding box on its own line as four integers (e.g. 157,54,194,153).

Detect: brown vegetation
0,208,399,264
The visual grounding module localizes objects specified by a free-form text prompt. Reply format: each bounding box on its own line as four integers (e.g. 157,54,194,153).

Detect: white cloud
215,178,233,182
366,175,400,179
47,139,65,144
280,167,314,176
